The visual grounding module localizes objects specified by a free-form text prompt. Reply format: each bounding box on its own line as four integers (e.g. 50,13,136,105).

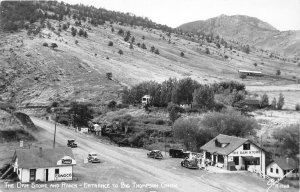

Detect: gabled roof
268,158,298,170
14,147,75,169
200,134,248,155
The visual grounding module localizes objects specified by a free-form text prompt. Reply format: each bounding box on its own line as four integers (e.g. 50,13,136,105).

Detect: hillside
0,1,300,108
178,14,300,58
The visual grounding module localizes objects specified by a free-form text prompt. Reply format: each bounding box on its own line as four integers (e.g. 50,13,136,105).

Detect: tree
273,124,299,158
180,52,184,57
75,40,78,44
141,43,147,49
193,85,215,111
169,107,180,124
142,36,145,40
260,93,269,108
295,103,300,111
71,27,77,36
118,49,123,55
106,72,112,80
129,43,133,49
276,69,281,76
205,48,210,54
240,73,247,80
68,102,94,127
154,49,160,55
201,108,260,137
108,41,113,46
50,43,58,49
83,31,88,38
118,29,124,36
78,28,84,36
150,46,155,53
271,98,277,109
277,93,285,110
107,100,117,108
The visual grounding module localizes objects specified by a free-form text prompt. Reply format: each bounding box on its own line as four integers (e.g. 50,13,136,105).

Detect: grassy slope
0,17,300,107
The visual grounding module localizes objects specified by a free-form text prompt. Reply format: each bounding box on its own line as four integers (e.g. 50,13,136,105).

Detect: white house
142,95,151,105
12,147,76,183
201,134,266,176
266,158,299,179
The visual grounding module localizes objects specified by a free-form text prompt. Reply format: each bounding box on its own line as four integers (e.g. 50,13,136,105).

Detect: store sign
62,159,72,164
232,150,260,155
55,173,72,181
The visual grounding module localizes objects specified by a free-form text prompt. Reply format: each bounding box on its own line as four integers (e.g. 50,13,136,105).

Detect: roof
200,134,248,155
238,70,262,74
269,158,298,170
14,147,74,169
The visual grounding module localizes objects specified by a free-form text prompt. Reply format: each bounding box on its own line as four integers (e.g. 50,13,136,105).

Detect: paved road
28,117,289,192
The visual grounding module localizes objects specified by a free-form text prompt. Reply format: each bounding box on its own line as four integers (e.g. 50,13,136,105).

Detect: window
243,143,250,150
249,157,260,165
276,169,278,174
234,156,239,165
55,169,59,174
217,155,224,163
29,169,36,181
270,168,273,173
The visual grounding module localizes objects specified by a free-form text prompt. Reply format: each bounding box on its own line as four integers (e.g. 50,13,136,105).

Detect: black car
67,139,77,148
169,149,190,158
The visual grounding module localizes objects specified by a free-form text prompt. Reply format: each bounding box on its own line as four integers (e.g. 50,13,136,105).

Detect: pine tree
277,93,285,110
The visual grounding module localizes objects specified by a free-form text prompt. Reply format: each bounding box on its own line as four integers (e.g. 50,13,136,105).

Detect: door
29,169,36,182
45,169,48,182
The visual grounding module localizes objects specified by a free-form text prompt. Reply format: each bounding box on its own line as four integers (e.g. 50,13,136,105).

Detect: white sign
55,173,72,181
232,150,260,155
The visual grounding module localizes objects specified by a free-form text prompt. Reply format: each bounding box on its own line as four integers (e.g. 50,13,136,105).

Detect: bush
155,119,164,125
118,49,123,55
108,41,113,46
75,40,78,44
276,69,281,76
43,42,48,47
180,52,184,57
117,103,129,109
295,104,300,111
106,72,112,80
50,43,58,49
107,100,117,108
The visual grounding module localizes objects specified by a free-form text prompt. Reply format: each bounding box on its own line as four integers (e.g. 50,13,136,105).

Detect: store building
201,134,266,176
12,147,76,183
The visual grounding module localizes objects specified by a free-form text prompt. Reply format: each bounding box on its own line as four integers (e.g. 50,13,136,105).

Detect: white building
201,134,266,176
12,147,76,183
266,158,298,179
142,95,151,105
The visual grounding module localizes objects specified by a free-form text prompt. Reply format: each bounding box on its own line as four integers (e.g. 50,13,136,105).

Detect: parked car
87,152,101,163
67,139,77,148
147,150,163,159
181,156,199,169
169,149,185,158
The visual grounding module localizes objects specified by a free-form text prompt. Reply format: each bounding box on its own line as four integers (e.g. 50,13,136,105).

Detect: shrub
180,52,184,57
108,100,117,108
106,72,112,80
117,103,129,109
75,40,78,44
118,49,123,55
276,69,281,76
155,119,164,125
277,93,285,110
43,42,48,47
108,41,113,46
205,48,210,54
50,43,58,49
295,104,300,111
260,93,269,108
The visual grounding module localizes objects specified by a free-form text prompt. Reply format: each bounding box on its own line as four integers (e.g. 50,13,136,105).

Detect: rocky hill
178,14,300,58
0,2,299,108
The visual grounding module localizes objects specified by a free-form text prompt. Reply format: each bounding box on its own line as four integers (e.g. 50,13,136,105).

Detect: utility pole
260,135,263,178
52,108,57,148
164,131,166,155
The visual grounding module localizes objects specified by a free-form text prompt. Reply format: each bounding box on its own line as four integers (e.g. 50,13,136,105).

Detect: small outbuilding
12,147,76,183
142,95,151,105
266,158,299,179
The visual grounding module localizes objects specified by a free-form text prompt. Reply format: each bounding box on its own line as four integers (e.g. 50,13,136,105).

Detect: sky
62,0,300,31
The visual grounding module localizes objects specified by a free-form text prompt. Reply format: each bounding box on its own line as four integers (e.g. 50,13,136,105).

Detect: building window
243,143,250,150
234,156,239,165
29,169,36,181
55,169,59,174
270,168,273,173
276,169,278,174
218,155,224,163
249,157,260,165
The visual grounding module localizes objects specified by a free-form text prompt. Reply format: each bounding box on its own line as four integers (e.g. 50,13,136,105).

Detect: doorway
29,169,36,182
45,169,48,181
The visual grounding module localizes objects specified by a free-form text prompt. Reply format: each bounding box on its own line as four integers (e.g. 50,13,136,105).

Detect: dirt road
1,117,293,192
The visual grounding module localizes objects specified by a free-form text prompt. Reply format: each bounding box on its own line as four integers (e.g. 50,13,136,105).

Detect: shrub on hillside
107,100,117,108
42,42,48,47
108,41,113,46
180,52,184,57
118,49,123,55
155,119,165,125
295,104,300,111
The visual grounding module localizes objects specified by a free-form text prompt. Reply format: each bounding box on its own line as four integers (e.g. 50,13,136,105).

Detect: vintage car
147,150,163,159
67,139,77,148
87,152,101,163
181,156,199,169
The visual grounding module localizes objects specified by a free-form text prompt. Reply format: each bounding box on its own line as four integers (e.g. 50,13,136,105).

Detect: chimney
39,147,43,157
